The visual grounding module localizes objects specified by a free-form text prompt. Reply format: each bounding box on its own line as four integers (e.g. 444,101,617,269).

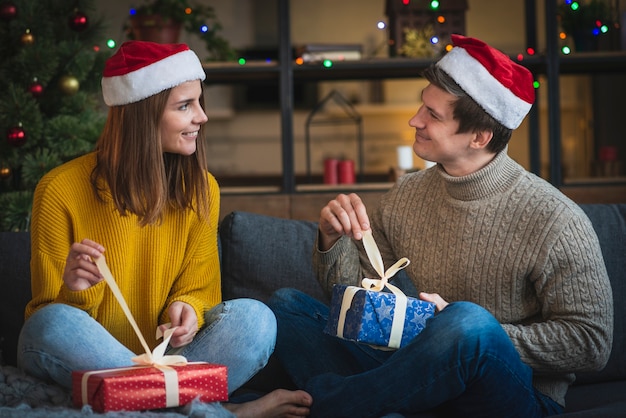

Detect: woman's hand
318,193,370,251
161,301,199,348
63,239,105,291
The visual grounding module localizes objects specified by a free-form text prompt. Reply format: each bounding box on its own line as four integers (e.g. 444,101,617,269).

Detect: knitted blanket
0,364,234,417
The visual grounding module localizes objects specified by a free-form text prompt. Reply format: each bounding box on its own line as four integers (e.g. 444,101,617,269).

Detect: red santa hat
101,40,206,106
436,34,535,129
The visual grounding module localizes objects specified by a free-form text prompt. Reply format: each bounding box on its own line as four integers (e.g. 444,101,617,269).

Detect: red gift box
72,362,228,413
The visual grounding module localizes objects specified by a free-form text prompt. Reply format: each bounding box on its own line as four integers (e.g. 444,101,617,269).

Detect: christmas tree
0,0,110,231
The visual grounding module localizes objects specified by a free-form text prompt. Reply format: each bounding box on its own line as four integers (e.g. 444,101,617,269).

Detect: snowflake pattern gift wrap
324,230,435,349
72,256,228,412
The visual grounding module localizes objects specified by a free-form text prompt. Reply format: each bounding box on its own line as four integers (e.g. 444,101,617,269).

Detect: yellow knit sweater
25,153,221,355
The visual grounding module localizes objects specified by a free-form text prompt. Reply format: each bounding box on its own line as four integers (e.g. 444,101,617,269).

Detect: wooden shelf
203,52,626,85
204,1,626,197
558,51,626,74
203,57,436,84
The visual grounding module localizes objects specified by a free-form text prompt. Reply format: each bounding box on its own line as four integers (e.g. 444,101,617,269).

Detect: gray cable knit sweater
313,150,613,407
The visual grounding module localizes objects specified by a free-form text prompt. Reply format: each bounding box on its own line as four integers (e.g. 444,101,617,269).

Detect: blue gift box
325,284,436,349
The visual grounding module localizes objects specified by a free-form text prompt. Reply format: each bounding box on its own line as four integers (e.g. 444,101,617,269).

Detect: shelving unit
203,0,626,198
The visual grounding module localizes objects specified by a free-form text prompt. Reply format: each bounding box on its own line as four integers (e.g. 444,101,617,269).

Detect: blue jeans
267,288,564,418
18,298,276,396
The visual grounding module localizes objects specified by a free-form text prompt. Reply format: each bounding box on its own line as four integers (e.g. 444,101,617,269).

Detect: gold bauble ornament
58,75,79,95
21,29,34,45
0,166,11,179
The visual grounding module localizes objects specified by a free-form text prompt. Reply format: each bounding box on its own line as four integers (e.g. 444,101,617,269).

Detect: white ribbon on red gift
84,256,188,408
336,229,410,349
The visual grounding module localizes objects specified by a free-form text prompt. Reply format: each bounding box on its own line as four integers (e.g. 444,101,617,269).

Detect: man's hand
420,292,449,312
318,193,370,251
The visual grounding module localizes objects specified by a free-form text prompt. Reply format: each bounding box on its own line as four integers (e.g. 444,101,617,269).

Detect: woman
18,40,311,418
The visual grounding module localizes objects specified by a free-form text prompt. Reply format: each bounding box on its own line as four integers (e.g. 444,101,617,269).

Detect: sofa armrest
576,204,626,385
0,232,31,366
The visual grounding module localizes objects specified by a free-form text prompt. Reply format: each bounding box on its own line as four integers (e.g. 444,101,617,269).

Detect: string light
238,57,246,65
323,59,333,68
106,39,116,49
430,1,439,10
562,46,571,54
533,80,540,89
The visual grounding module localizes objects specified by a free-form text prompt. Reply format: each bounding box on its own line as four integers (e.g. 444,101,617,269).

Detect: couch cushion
575,204,626,385
0,232,31,366
219,211,328,303
562,380,626,415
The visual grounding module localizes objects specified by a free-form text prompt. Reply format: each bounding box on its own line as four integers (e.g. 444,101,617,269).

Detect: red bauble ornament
29,79,44,97
69,10,88,32
0,1,17,21
7,125,26,147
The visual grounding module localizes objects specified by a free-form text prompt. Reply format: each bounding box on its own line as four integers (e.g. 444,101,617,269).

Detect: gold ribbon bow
337,229,411,349
89,256,188,407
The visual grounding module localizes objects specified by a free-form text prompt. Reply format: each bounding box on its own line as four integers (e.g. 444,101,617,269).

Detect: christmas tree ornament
58,74,79,95
0,166,11,180
7,125,26,147
0,1,17,21
21,29,34,45
28,78,44,97
0,0,109,231
69,9,89,32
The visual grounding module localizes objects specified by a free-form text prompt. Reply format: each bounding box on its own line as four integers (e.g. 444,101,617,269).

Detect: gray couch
0,203,625,417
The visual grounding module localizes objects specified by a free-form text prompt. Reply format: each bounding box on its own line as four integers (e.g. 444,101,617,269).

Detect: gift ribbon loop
94,256,187,367
357,229,411,348
90,256,187,408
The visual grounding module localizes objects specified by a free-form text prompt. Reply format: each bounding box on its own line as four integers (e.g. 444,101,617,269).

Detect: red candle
324,158,339,184
338,160,355,184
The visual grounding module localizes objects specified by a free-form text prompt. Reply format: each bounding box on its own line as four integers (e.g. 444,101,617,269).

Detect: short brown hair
422,64,512,154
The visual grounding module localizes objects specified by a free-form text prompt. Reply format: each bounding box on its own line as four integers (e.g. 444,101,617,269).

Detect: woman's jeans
17,298,276,395
267,288,564,418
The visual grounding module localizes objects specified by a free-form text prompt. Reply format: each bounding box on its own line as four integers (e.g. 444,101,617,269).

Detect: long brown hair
91,85,210,226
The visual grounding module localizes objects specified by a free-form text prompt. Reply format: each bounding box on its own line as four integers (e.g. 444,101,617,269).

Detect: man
267,35,613,418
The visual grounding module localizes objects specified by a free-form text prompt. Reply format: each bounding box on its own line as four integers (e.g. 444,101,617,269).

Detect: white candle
397,145,414,170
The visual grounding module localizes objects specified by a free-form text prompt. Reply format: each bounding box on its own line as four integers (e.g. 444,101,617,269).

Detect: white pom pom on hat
101,40,206,107
436,34,535,129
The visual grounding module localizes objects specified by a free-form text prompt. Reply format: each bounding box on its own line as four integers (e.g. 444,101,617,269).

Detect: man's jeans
18,298,276,395
267,288,563,418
